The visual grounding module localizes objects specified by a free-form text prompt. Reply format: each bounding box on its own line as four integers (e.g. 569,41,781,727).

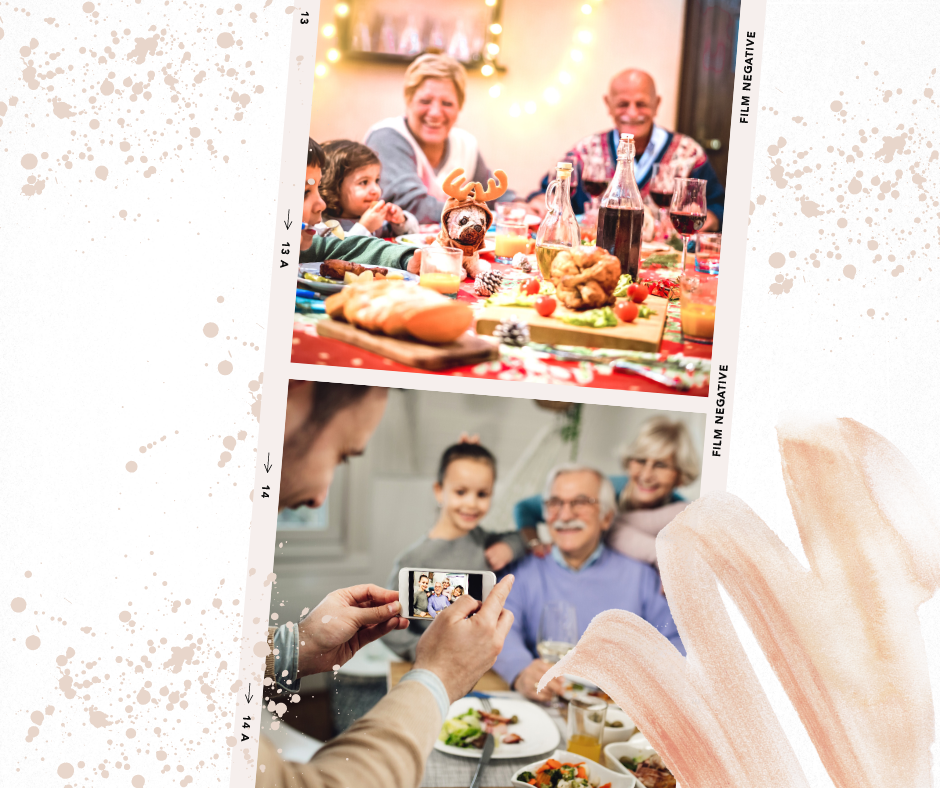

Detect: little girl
383,442,526,661
321,140,419,239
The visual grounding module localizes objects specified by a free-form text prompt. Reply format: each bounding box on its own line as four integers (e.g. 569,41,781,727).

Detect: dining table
388,662,570,788
293,239,714,396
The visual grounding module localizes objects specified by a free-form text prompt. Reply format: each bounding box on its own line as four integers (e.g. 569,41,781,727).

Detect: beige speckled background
2,1,939,787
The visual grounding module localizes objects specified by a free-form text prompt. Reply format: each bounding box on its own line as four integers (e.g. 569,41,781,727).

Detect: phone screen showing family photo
408,571,482,619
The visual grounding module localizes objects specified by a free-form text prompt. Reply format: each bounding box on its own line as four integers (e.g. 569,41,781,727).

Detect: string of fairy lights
314,0,600,118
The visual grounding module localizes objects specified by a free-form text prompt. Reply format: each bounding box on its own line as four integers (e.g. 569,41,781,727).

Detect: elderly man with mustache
526,69,725,230
493,464,685,701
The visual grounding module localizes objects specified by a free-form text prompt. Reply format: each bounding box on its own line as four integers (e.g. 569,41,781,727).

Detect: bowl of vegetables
603,741,678,788
512,750,636,788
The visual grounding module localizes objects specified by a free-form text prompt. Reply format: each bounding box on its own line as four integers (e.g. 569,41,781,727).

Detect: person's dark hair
307,137,326,169
284,382,377,458
436,443,497,485
452,585,464,596
320,139,382,217
419,574,429,583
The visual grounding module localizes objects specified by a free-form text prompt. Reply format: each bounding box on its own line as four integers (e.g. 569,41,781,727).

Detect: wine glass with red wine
649,162,677,240
669,178,708,271
581,155,610,214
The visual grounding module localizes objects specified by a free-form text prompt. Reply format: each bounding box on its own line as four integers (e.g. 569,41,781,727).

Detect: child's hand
359,200,387,233
485,542,515,572
459,432,480,445
407,249,422,275
385,203,406,225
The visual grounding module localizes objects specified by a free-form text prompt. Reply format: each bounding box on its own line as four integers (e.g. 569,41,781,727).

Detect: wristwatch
264,626,277,685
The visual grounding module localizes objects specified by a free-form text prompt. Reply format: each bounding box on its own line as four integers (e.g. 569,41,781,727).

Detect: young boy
301,138,424,271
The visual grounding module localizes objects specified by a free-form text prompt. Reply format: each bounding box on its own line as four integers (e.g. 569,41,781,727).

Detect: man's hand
484,542,515,572
414,575,515,703
359,200,388,233
296,584,408,679
701,209,719,233
513,658,566,702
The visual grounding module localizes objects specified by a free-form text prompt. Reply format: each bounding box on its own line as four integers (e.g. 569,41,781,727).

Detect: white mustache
553,519,588,531
617,115,649,125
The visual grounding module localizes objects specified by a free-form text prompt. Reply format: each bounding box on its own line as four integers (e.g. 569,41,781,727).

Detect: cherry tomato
534,296,557,317
626,283,637,296
631,284,649,303
524,277,541,295
614,299,639,323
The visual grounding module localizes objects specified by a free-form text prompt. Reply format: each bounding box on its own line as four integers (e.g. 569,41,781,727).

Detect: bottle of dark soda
597,133,645,282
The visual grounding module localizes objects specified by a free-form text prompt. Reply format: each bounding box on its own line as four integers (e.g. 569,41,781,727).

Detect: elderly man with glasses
492,463,684,701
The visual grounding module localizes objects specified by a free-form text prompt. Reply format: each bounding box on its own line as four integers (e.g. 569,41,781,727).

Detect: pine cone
493,316,530,347
512,252,532,273
473,270,504,297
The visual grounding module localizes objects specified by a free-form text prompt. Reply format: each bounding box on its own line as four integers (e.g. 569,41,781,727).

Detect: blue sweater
493,546,684,687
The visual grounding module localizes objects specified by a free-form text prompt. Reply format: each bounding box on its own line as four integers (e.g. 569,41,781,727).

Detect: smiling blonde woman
364,53,516,224
607,417,701,565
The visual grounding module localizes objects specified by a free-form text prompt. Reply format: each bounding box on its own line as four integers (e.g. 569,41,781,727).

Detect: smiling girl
383,442,527,661
320,140,418,239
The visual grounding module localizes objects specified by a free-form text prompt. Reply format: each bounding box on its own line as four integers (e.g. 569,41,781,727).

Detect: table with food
385,664,677,788
294,148,718,396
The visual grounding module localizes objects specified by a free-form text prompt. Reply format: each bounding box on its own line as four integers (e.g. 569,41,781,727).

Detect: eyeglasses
544,496,599,515
627,457,677,473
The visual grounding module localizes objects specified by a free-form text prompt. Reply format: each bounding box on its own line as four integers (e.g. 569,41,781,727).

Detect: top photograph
293,0,740,396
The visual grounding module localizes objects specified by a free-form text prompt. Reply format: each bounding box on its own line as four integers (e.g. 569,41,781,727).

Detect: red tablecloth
292,253,712,395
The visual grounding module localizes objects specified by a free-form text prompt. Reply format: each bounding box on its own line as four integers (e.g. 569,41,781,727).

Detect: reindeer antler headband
442,168,509,203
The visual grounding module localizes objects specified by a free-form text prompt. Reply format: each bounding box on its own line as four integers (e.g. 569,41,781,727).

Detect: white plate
434,696,560,760
297,262,417,295
512,749,636,788
561,675,617,706
641,242,676,254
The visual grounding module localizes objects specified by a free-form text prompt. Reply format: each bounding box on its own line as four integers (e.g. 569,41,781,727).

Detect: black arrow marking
284,209,292,231
245,684,253,704
264,453,272,473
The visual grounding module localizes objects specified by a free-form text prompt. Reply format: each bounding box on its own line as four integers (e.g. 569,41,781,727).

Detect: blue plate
297,262,418,295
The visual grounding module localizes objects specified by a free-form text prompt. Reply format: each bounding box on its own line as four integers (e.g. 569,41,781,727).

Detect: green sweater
300,234,417,270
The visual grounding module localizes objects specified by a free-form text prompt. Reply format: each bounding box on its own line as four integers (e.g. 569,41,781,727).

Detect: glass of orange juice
494,219,529,263
679,268,717,344
566,697,607,763
419,245,463,299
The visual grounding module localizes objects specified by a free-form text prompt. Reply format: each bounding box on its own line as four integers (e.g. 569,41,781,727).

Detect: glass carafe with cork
535,162,581,280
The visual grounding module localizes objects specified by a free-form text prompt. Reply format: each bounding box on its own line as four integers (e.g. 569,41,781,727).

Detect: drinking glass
581,155,609,215
496,201,529,223
649,162,677,239
679,266,718,345
419,246,463,299
566,698,607,763
695,232,721,274
669,178,708,272
494,219,529,262
537,601,578,708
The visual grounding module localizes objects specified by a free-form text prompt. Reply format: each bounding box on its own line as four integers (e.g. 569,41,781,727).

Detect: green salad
439,709,485,748
611,274,634,298
559,306,618,328
484,281,556,308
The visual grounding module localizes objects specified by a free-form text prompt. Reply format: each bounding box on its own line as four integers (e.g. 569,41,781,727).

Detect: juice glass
419,246,463,299
695,232,721,274
679,268,718,344
494,219,529,262
566,698,607,763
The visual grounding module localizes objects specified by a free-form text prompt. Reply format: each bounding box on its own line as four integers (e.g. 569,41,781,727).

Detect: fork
469,694,494,788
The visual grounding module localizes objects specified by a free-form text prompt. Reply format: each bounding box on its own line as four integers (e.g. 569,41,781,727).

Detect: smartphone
398,567,497,621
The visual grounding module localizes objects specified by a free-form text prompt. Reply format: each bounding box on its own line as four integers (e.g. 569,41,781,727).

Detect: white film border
228,1,767,784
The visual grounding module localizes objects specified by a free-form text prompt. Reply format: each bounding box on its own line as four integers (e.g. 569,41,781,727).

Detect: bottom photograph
259,381,704,788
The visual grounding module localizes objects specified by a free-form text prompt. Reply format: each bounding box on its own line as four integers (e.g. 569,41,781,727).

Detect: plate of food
603,741,675,788
435,696,559,760
561,675,617,706
398,232,497,254
297,260,416,295
512,750,635,788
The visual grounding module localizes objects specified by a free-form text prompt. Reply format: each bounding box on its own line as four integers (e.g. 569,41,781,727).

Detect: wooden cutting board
317,318,499,371
475,295,669,352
